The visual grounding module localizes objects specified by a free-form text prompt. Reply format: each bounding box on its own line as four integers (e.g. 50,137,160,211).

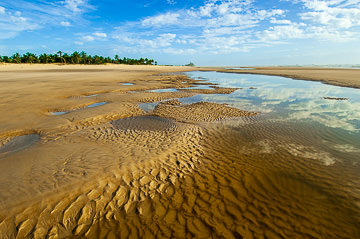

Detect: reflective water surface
185,71,360,133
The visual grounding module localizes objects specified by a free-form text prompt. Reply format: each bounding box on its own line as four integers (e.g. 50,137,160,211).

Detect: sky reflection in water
184,71,360,133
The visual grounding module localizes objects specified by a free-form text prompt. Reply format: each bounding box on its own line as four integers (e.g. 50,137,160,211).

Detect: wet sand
0,64,359,238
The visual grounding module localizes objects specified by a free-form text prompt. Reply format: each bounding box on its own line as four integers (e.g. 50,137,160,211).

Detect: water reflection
185,71,360,133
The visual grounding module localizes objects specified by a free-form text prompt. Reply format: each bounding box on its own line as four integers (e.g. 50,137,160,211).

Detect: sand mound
111,116,176,131
153,100,257,122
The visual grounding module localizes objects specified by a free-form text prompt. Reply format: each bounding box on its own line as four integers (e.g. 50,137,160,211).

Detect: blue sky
0,0,360,66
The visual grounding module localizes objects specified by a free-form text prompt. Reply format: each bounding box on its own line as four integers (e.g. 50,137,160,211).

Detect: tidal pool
163,71,360,238
87,102,107,108
185,71,360,132
0,134,40,155
139,102,160,112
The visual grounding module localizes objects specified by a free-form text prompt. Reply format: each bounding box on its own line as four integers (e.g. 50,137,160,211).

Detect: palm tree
57,51,65,64
80,51,87,64
11,53,21,63
23,52,37,63
71,51,80,64
1,51,156,65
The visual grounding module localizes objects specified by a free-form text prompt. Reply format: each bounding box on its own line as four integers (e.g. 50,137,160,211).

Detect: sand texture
0,64,359,238
152,100,257,123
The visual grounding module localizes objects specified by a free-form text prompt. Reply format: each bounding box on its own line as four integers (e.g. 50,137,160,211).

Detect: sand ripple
0,117,359,238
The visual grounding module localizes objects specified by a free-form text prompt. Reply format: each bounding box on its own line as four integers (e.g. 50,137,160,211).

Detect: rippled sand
0,64,359,238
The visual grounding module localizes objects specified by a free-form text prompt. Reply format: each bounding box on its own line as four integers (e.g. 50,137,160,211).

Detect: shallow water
0,134,40,155
185,71,360,133
87,102,107,108
52,111,67,115
111,115,176,131
147,88,178,93
139,102,160,111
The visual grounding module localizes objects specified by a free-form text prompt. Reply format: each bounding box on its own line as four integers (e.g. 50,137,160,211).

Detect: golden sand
0,64,359,238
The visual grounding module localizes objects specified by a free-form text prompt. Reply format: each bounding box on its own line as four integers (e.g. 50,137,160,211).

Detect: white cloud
79,32,108,43
63,0,87,12
299,0,360,29
0,0,94,40
270,18,292,24
0,6,5,14
142,12,180,26
0,9,38,39
60,21,71,26
93,32,107,37
82,35,94,41
258,23,305,41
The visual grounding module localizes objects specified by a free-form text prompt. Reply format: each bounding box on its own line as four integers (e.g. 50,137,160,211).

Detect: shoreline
213,66,360,89
1,63,360,88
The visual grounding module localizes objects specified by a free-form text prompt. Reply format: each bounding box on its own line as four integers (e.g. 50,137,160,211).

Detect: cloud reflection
186,72,360,132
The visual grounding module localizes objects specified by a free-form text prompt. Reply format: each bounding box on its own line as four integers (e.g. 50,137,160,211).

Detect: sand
0,64,359,238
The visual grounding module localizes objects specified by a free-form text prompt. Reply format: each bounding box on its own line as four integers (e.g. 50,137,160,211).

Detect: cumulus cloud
80,32,108,42
109,0,360,57
299,0,360,29
127,0,291,54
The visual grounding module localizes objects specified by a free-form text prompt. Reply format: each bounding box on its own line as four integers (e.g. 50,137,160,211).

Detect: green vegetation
185,62,195,66
0,51,157,65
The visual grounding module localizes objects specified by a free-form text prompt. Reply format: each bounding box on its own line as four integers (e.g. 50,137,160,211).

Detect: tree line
0,51,157,65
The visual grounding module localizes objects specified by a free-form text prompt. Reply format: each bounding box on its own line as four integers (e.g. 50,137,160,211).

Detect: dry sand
0,64,359,238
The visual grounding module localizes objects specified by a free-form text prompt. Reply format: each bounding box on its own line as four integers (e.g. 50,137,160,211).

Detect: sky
0,0,360,66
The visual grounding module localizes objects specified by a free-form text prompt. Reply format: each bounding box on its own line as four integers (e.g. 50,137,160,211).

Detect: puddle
52,111,67,115
0,134,40,154
84,94,98,98
50,102,107,115
111,116,176,131
139,102,160,112
87,102,107,108
147,88,178,93
121,83,134,86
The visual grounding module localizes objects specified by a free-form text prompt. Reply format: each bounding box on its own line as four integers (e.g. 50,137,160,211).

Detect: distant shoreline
1,63,360,89
207,66,360,89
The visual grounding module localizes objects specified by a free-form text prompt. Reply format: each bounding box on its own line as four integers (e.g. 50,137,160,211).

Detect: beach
0,64,359,238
